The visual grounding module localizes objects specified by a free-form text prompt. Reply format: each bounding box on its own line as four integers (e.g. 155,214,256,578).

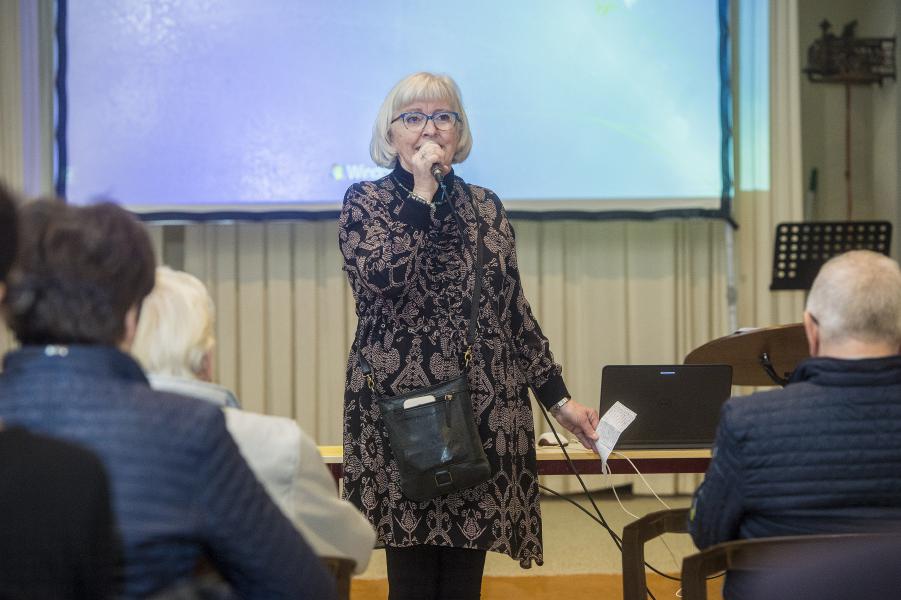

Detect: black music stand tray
684,323,809,386
770,221,892,291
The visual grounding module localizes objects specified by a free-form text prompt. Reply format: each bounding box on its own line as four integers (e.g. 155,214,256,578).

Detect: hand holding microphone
410,141,448,202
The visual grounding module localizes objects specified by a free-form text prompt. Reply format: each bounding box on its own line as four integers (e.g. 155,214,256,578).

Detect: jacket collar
148,373,240,408
789,355,901,387
389,163,459,221
2,345,149,386
390,162,455,192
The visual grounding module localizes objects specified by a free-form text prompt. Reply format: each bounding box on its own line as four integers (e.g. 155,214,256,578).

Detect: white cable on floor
604,452,681,575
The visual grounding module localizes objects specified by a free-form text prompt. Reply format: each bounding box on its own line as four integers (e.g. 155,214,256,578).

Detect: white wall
799,0,900,255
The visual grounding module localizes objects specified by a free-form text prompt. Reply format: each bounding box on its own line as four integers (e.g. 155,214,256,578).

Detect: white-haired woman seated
132,266,375,573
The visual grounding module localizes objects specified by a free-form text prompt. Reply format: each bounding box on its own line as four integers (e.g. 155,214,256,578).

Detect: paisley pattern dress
339,165,569,567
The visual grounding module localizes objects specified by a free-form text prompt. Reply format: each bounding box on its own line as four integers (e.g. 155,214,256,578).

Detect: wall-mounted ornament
803,20,896,219
804,20,895,85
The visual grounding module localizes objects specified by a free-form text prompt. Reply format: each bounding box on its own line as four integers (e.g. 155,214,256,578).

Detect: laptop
598,364,733,449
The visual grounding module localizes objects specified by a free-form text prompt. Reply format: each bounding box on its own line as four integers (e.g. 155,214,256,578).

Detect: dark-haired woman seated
0,186,120,599
0,197,335,599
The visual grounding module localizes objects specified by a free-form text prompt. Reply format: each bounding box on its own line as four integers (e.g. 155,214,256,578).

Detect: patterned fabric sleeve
495,198,570,409
339,181,432,299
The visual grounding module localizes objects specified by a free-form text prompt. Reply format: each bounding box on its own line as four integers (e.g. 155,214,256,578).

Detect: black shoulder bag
359,185,491,502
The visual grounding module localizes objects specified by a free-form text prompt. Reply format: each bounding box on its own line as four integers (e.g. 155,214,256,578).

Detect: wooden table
319,445,710,480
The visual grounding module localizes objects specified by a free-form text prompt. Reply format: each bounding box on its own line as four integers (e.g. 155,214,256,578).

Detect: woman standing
339,72,599,600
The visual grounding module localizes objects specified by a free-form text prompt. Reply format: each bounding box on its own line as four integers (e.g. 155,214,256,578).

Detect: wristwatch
549,396,570,415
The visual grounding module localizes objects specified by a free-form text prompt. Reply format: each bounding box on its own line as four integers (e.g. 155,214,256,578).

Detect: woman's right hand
409,141,444,201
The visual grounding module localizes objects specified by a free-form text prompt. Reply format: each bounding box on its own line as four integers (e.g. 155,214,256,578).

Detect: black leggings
385,545,487,600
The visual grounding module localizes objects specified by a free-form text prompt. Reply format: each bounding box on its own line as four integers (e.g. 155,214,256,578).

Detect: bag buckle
463,347,472,367
435,470,453,488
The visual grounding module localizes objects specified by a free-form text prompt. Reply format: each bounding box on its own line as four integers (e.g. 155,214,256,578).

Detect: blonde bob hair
370,72,473,169
132,266,215,379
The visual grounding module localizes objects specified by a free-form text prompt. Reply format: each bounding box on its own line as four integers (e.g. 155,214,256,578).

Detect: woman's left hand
552,400,600,452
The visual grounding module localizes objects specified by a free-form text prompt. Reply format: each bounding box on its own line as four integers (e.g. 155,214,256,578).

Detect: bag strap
359,178,483,391
450,183,483,365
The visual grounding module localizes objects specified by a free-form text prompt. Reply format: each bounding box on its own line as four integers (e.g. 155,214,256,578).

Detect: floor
352,572,723,600
350,493,723,600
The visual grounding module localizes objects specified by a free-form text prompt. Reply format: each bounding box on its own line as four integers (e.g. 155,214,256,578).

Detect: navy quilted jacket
0,346,336,600
689,355,901,598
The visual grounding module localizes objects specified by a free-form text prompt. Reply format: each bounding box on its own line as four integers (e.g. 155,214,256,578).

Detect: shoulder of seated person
223,408,301,438
729,386,795,411
138,388,227,424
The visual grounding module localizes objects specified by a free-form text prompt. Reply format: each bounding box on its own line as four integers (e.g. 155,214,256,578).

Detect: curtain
0,0,54,357
140,217,728,497
734,0,805,332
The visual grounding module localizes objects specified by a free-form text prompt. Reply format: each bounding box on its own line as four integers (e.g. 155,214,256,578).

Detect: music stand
770,221,892,291
684,323,809,386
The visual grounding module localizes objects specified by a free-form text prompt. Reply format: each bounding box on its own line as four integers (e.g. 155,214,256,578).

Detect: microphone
431,164,444,183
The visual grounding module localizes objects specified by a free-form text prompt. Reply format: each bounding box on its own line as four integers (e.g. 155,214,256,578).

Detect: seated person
689,250,901,599
0,198,335,599
0,187,120,598
132,266,375,572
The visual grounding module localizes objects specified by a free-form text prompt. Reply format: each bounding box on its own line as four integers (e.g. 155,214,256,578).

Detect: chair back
680,533,898,600
621,509,898,600
321,556,356,600
621,508,690,600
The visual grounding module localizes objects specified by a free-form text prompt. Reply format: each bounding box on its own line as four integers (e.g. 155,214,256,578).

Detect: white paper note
594,401,637,471
402,394,436,409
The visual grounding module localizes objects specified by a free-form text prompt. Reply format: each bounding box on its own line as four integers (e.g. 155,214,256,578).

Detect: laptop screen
599,364,733,449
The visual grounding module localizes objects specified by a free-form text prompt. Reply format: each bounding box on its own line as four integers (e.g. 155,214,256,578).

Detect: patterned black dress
339,164,569,567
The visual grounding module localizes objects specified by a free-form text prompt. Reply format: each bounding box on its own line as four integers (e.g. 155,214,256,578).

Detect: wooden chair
622,508,895,600
148,556,357,599
321,556,356,600
679,532,891,600
621,508,690,600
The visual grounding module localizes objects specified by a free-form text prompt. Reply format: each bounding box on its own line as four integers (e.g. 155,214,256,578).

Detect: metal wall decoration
804,20,895,85
802,20,895,220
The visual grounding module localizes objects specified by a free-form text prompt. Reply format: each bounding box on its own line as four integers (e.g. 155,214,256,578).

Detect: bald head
805,250,901,356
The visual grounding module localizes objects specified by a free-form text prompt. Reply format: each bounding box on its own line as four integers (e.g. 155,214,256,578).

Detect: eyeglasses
391,111,461,131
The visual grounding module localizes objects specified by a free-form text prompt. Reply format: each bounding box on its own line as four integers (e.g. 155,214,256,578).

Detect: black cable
538,483,623,541
535,402,661,599
536,405,725,590
533,411,679,582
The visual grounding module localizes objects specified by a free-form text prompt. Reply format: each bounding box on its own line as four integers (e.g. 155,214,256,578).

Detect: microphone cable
536,402,725,590
535,400,679,596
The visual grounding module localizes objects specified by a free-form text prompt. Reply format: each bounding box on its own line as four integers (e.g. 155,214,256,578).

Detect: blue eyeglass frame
390,111,462,130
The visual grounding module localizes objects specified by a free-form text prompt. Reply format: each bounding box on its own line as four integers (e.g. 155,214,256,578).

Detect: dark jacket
0,345,336,600
689,355,901,598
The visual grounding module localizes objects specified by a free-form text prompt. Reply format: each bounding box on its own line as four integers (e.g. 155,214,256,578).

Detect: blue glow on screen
64,0,722,210
739,0,770,192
